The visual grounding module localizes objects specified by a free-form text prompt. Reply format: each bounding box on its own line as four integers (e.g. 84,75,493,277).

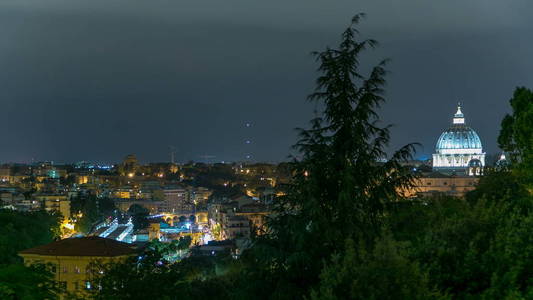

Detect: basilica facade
432,105,485,175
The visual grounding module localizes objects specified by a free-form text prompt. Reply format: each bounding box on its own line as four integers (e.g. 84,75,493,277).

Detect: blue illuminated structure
432,104,485,175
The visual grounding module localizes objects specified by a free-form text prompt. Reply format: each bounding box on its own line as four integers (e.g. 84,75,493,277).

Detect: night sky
1,0,532,164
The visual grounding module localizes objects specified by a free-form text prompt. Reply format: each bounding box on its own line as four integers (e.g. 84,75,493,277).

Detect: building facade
432,105,485,175
19,237,137,298
161,187,191,213
401,173,479,198
222,215,251,240
35,193,71,219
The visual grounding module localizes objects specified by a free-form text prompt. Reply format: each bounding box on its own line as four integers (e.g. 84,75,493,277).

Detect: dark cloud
0,0,532,163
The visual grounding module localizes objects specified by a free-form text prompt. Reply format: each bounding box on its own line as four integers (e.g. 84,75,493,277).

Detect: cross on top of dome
453,102,465,124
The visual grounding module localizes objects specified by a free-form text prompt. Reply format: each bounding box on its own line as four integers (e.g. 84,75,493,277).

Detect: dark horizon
1,0,531,163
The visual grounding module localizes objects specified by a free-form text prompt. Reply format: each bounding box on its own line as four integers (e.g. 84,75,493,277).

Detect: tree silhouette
244,13,418,298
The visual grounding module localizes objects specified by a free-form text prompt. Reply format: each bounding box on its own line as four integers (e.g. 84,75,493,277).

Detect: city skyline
1,0,532,163
1,3,531,299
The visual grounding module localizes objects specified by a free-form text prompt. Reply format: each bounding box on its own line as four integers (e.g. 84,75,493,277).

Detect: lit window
85,281,91,290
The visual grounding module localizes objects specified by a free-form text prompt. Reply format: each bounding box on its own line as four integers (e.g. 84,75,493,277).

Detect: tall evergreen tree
243,14,418,298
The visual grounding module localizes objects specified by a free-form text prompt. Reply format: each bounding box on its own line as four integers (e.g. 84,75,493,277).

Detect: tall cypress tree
244,14,418,299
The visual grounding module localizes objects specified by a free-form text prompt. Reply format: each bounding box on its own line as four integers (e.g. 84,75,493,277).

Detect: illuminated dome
436,126,482,150
432,104,485,175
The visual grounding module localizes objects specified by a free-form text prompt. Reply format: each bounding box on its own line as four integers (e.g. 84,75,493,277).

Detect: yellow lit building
113,188,132,199
169,164,179,174
195,211,208,224
36,194,71,219
76,175,89,185
400,173,479,198
19,237,137,298
0,167,11,182
149,223,161,241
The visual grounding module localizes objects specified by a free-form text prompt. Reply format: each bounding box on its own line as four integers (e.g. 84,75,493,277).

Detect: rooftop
19,236,137,257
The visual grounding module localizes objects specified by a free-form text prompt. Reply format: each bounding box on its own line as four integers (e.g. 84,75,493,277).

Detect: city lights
2,3,530,299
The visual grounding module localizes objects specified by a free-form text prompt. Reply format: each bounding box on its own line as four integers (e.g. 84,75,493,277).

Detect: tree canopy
0,210,61,299
498,86,533,187
0,210,61,265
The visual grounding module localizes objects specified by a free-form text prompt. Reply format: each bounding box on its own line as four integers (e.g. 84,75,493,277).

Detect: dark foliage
127,204,150,230
0,210,61,265
71,195,116,233
235,13,420,299
498,86,533,187
0,263,60,299
87,240,231,299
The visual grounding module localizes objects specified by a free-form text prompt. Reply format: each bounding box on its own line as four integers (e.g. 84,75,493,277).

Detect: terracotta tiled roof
19,237,137,257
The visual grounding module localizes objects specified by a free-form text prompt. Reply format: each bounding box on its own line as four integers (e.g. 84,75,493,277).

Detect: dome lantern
453,103,465,124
